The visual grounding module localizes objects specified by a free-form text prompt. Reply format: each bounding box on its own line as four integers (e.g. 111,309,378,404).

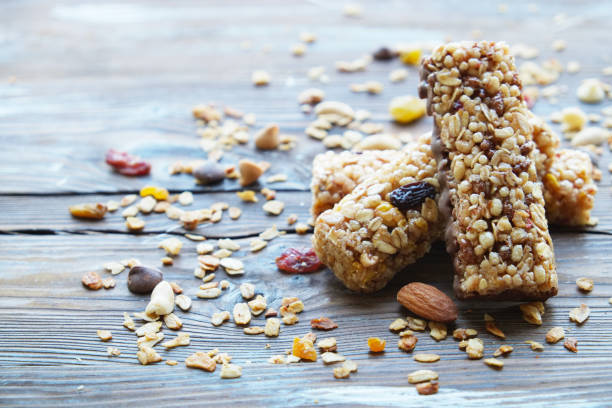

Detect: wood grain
1,0,612,406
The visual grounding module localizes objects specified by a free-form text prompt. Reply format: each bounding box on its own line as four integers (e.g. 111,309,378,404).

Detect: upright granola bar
313,134,441,292
419,41,557,300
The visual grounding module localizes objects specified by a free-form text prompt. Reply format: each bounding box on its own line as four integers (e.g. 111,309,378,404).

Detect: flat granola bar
419,41,557,300
313,134,441,292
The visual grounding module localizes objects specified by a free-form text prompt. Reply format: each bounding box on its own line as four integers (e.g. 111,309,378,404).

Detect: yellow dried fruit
69,203,108,220
140,185,169,200
389,96,426,124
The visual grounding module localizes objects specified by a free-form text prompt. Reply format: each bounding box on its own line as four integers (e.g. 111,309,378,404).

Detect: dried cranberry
389,182,436,212
276,248,324,274
512,160,531,176
105,149,151,177
523,92,536,109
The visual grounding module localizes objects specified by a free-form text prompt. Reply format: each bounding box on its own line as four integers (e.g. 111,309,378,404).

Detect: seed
193,161,225,185
127,266,163,294
69,203,107,220
82,272,103,290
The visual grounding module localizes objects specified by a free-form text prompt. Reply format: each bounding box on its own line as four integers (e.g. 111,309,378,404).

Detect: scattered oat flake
186,352,216,372
526,340,544,351
407,317,427,331
237,190,258,202
211,311,231,326
414,353,440,363
162,332,190,349
97,330,112,342
389,318,408,332
317,337,337,352
408,369,438,384
321,352,346,364
233,303,252,325
428,322,447,341
576,277,594,292
466,338,484,359
263,200,284,215
175,295,192,311
569,304,590,324
484,358,504,369
416,381,439,395
295,223,310,234
546,327,565,344
398,335,418,352
520,302,545,325
250,238,267,252
485,321,506,339
266,173,287,183
244,326,264,335
137,346,162,365
333,366,351,379
493,345,513,357
564,337,578,353
107,347,121,357
102,277,116,289
166,360,178,366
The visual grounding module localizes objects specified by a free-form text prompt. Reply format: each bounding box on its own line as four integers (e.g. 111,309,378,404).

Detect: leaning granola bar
419,41,557,300
313,134,441,292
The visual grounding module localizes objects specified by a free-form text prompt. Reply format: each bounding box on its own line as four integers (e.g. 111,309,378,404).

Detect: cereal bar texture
311,150,402,217
419,41,557,300
313,134,441,292
543,149,598,226
312,138,596,227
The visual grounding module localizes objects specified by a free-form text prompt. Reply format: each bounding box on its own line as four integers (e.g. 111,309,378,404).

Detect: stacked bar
313,134,441,292
419,41,557,300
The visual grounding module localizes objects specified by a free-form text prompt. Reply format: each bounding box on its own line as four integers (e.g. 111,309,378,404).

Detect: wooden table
1,1,611,406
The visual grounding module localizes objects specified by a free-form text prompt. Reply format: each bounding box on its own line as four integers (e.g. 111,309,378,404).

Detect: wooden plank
0,0,610,193
1,187,611,235
0,233,611,406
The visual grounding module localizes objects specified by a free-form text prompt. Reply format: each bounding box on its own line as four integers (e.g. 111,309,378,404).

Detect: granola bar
419,41,557,300
312,140,597,226
313,134,441,292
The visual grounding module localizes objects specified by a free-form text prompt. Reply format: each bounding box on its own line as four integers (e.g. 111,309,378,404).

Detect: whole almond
396,282,458,323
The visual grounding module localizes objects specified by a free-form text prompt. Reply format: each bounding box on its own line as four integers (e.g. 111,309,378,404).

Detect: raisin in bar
313,134,441,292
419,41,557,300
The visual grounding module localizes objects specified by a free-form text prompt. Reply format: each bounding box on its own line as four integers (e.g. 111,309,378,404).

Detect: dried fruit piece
368,337,386,353
69,203,108,220
389,95,426,124
311,317,338,331
569,304,590,324
82,272,103,290
292,337,317,361
105,149,151,176
546,327,565,344
140,186,169,200
397,283,457,323
416,381,439,395
408,369,438,384
564,337,578,352
276,248,324,274
389,182,436,212
373,47,397,61
398,335,418,352
185,352,216,372
128,266,163,294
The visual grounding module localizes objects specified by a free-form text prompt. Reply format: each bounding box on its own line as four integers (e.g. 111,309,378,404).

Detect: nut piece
220,363,242,379
408,369,439,384
466,338,484,359
484,358,504,369
145,281,175,317
569,304,590,324
264,318,281,337
82,272,103,290
127,265,163,294
238,159,263,187
69,203,107,220
564,337,578,353
546,327,565,344
137,346,162,365
398,335,418,352
254,124,280,150
416,381,439,395
414,353,440,363
185,352,216,372
233,303,252,325
576,278,594,292
397,283,458,323
97,330,112,341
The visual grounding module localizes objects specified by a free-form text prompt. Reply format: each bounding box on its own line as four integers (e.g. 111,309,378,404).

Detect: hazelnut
238,159,263,186
254,124,280,150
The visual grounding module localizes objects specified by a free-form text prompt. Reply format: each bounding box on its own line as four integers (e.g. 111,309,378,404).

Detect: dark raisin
525,193,535,205
389,182,436,211
465,76,481,89
451,100,463,113
373,47,396,61
480,139,492,152
473,180,489,195
498,245,512,263
491,92,504,115
503,200,514,219
457,238,479,265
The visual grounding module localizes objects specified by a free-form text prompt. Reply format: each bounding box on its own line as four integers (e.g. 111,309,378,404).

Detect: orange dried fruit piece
292,337,317,361
368,337,386,353
140,185,169,200
69,203,108,220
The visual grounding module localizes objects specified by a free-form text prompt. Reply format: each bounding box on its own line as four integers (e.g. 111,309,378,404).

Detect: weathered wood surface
1,0,612,406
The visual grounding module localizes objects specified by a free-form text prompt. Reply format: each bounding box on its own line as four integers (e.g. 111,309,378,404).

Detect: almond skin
397,282,458,323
